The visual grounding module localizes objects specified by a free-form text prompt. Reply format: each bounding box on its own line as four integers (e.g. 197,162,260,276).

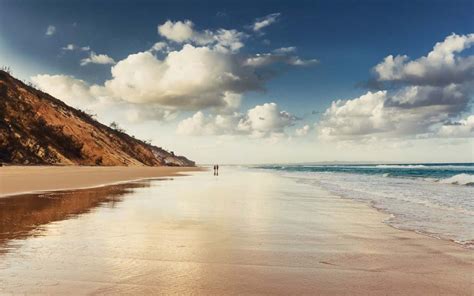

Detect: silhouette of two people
213,164,219,176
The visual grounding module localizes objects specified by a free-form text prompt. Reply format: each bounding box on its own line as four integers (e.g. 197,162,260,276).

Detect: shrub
109,121,125,133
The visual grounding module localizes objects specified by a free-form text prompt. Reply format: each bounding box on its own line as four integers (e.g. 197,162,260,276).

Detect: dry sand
0,165,202,197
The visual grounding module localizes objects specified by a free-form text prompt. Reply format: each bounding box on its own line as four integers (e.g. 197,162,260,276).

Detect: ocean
255,163,474,246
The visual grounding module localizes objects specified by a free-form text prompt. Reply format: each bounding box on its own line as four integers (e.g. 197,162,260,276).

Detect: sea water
255,163,474,246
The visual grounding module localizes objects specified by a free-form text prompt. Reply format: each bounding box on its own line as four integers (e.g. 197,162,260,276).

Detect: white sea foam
289,164,474,170
439,173,474,186
374,164,474,170
375,164,427,168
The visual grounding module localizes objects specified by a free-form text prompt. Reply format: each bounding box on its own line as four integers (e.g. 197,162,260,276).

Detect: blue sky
0,0,473,163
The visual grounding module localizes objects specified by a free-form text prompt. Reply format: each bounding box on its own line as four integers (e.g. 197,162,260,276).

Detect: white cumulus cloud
80,52,116,66
62,44,77,51
45,25,56,36
103,46,263,109
374,33,474,86
317,33,474,141
238,103,298,137
176,111,238,136
317,84,471,140
177,102,297,138
245,52,318,67
31,74,96,108
126,105,177,123
157,20,247,53
253,13,281,32
273,46,297,54
158,20,195,43
437,115,474,138
149,41,171,53
295,125,311,136
62,44,90,51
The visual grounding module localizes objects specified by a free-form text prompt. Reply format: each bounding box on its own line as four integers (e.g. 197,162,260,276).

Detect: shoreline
264,168,473,250
0,165,204,198
289,171,474,251
369,200,473,250
375,203,474,250
329,190,474,250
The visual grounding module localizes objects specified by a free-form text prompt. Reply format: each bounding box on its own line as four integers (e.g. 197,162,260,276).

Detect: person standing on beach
213,165,216,176
216,164,219,176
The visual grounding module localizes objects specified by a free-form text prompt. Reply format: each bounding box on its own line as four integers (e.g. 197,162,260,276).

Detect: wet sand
0,168,472,295
0,165,201,197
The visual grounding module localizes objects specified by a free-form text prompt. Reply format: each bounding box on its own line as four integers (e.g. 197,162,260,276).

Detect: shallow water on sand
0,168,472,295
256,164,474,245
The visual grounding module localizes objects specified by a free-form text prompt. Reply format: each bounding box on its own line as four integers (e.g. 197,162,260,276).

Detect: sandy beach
0,165,202,197
0,167,472,295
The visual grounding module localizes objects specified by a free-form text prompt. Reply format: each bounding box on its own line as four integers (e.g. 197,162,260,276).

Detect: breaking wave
439,173,474,186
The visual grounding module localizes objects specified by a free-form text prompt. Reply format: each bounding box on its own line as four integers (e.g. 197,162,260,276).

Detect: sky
0,0,473,164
